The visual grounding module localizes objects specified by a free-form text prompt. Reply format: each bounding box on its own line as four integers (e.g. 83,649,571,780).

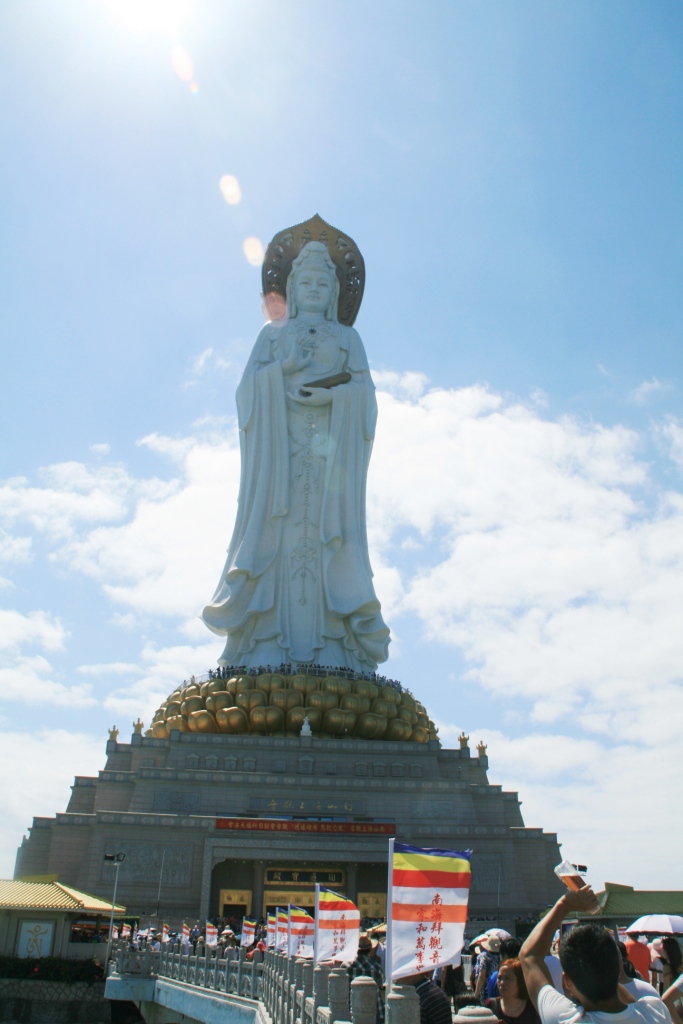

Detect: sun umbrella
486,928,513,940
626,914,683,935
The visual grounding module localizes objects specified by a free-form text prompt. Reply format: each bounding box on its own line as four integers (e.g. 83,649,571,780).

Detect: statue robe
202,317,390,670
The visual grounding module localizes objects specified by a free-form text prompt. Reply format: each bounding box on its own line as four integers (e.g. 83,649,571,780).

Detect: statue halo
262,213,365,326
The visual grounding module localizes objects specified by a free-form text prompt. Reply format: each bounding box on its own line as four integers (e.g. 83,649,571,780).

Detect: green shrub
0,955,104,982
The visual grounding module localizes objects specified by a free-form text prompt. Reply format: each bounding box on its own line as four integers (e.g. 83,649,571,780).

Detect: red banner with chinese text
216,817,395,835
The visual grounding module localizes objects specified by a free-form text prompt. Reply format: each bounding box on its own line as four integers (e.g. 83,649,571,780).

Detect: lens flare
189,82,199,94
243,237,265,267
171,45,194,82
220,175,242,205
105,0,196,35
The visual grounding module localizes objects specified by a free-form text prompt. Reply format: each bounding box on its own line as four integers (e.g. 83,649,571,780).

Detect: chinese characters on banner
205,923,218,946
315,886,361,963
288,907,315,958
388,842,472,981
276,908,289,951
241,919,257,948
266,914,276,948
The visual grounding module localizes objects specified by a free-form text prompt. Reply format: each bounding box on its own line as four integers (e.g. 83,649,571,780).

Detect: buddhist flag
182,922,191,944
122,924,131,939
112,925,119,940
288,906,315,958
162,923,170,943
314,886,361,963
241,919,257,948
387,841,472,981
276,908,289,951
266,914,276,948
206,923,218,946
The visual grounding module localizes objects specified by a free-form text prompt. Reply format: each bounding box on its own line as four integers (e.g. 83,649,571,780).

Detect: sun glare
171,45,194,82
220,175,242,205
103,0,196,35
243,237,265,267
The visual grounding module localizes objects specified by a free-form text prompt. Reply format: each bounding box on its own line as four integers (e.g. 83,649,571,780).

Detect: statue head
286,241,340,321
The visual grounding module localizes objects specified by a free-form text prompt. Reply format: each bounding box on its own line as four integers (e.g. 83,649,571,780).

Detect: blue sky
1,0,682,888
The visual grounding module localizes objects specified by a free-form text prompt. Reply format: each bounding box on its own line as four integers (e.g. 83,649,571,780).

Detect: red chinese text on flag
389,843,472,981
288,906,315,958
315,887,361,963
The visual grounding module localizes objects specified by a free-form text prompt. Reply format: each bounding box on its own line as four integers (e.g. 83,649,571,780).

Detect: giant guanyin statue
202,216,390,672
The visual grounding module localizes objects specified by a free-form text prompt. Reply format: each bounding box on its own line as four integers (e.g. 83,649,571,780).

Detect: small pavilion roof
0,879,125,914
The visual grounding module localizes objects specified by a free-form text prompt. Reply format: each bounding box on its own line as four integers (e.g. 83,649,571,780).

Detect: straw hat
358,933,378,952
481,935,501,953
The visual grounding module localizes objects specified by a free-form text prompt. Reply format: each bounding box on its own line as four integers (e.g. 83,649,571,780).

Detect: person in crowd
345,933,385,1024
662,972,683,1024
488,938,522,999
662,939,683,992
626,933,653,982
398,969,453,1024
441,962,467,1007
650,940,665,990
474,935,501,1004
148,929,161,952
619,943,659,999
519,884,669,1024
489,959,541,1024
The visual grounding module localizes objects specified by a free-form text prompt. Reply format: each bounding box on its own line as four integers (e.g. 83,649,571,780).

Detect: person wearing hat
474,934,501,1004
345,933,385,1024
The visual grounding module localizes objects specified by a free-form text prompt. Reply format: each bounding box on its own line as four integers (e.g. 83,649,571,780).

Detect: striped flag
181,922,191,945
206,922,218,946
241,919,257,948
314,886,361,963
162,923,170,943
122,924,131,939
387,841,472,980
288,906,315,958
275,908,289,951
266,914,276,948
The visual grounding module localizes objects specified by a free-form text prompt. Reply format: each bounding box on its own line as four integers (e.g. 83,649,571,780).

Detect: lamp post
103,852,125,974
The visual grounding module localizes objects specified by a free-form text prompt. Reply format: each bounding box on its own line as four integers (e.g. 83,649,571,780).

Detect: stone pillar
345,862,358,902
253,859,265,920
328,967,350,1023
386,984,420,1024
350,976,378,1024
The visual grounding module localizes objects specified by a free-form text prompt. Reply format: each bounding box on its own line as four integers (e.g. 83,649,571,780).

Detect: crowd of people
182,664,406,691
121,888,683,1024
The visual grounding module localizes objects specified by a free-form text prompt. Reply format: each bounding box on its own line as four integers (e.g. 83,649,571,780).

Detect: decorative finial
108,725,119,742
477,740,487,757
458,731,469,749
300,715,312,737
133,719,144,735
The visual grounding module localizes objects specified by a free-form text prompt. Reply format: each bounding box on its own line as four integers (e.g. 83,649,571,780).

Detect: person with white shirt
662,973,683,1024
518,885,671,1024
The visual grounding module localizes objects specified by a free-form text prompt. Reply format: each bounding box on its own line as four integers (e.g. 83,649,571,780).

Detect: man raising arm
519,886,671,1024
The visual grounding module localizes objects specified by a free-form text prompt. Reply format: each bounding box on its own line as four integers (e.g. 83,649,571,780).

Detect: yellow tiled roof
0,880,125,914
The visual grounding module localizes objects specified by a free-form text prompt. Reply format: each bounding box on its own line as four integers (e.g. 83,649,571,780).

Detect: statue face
293,267,333,314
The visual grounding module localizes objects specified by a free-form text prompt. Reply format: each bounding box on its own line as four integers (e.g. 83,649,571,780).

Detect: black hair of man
559,924,620,1003
500,938,522,961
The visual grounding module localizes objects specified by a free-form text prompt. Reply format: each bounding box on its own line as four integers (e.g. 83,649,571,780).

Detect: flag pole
313,883,320,964
385,837,394,994
287,904,292,958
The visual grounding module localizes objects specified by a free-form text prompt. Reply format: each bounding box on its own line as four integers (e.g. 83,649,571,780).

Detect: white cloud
78,661,139,675
0,654,95,707
89,443,111,455
0,609,66,653
632,377,673,404
0,729,104,877
659,417,683,471
102,639,218,721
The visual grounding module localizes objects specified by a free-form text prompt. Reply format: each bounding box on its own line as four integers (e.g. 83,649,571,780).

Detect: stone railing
109,945,421,1024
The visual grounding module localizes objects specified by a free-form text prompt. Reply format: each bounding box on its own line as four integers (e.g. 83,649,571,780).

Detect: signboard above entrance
215,817,395,835
264,867,344,887
249,797,365,815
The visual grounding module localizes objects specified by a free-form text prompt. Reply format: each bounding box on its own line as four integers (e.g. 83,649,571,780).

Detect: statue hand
282,347,313,376
291,387,333,406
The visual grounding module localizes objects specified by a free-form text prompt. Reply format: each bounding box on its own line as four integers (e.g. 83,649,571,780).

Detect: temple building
15,671,562,937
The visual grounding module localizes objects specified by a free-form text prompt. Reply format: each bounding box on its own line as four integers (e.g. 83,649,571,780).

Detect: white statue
202,225,390,672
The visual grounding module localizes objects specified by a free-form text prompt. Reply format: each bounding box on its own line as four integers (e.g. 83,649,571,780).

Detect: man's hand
560,886,599,915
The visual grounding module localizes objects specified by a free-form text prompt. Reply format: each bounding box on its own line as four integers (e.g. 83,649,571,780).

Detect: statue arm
235,324,281,430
